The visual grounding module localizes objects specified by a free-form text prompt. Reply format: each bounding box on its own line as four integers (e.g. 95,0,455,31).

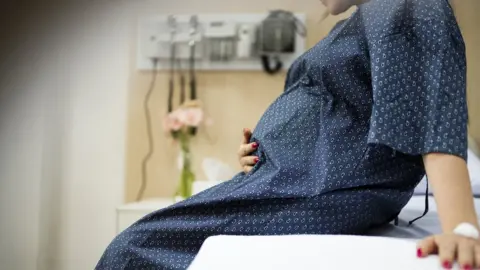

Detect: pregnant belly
243,91,328,184
252,90,324,142
248,88,371,191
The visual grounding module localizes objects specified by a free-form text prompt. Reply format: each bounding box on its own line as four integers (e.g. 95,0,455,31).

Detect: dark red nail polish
442,261,452,269
463,264,472,270
416,248,423,258
254,157,259,163
252,142,258,148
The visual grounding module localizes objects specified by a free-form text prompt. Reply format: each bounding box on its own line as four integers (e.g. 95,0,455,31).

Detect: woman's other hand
417,233,480,269
237,128,259,173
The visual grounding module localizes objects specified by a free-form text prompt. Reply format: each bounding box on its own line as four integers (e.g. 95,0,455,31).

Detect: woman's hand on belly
238,128,259,173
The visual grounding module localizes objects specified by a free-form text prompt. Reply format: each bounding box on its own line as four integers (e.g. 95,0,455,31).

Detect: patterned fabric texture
96,0,467,269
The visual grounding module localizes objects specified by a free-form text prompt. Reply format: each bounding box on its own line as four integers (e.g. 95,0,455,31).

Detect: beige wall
451,0,480,147
125,0,480,202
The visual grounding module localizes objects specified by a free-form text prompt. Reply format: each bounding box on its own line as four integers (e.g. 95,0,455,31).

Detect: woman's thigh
96,191,385,270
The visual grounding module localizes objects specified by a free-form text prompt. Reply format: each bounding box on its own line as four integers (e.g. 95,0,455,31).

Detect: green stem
178,131,195,198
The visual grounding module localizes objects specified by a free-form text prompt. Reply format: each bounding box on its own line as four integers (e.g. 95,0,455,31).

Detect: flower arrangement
163,101,204,133
163,100,207,200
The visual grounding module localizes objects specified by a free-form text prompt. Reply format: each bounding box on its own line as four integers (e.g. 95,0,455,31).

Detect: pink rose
177,108,204,127
163,111,184,132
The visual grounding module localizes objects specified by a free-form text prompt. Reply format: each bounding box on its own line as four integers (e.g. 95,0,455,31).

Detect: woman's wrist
423,153,480,234
452,222,480,239
444,220,480,234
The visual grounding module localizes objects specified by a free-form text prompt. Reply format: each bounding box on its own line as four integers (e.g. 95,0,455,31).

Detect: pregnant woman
97,0,479,269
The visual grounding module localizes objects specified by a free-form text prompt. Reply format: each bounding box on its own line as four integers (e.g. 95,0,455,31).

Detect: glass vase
176,133,195,200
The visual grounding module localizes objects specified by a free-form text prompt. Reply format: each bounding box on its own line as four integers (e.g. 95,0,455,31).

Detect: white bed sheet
187,197,480,270
188,235,438,270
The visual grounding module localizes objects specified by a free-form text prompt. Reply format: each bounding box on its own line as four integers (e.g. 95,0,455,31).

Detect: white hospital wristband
453,223,480,240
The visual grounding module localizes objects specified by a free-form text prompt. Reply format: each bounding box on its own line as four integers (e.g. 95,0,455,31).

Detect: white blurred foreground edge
187,235,440,270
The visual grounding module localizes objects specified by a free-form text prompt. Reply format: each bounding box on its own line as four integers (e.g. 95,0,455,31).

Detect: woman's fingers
417,236,437,258
437,236,456,269
474,244,480,269
239,128,258,173
242,128,252,144
418,235,480,269
243,166,253,173
457,239,475,270
237,142,258,157
240,156,259,167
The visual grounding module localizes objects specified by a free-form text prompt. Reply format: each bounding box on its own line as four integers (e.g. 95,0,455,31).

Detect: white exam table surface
188,196,480,270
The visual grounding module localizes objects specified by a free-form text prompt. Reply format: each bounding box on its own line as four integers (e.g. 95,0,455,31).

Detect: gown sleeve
367,17,468,160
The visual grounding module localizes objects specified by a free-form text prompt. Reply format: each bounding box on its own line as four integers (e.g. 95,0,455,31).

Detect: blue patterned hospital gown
97,0,468,269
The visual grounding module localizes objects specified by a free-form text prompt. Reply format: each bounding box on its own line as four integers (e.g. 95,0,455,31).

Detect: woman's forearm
424,153,479,232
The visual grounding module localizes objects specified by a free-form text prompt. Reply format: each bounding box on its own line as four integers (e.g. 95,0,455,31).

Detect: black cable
168,38,176,113
168,64,174,113
261,55,283,75
136,59,159,201
408,178,430,226
189,41,196,100
189,37,198,135
179,61,186,104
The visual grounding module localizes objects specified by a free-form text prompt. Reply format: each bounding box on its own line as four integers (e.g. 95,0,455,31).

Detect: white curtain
0,3,68,269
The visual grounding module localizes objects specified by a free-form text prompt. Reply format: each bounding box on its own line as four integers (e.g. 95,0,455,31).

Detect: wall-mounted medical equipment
204,20,237,61
236,23,256,59
257,10,307,74
137,12,306,72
